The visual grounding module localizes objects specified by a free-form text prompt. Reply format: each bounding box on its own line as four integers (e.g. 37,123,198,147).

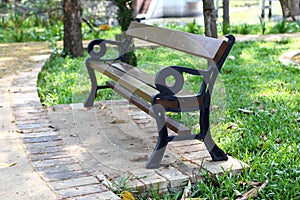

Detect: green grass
0,13,121,43
38,38,300,199
1,10,299,43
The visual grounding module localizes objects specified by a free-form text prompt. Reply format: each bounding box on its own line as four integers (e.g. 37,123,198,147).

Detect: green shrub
271,20,293,33
186,19,203,34
239,23,251,34
259,17,267,34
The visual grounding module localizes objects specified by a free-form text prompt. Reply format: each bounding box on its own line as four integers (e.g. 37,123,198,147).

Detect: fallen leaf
236,179,268,200
238,108,254,114
227,123,238,129
252,100,261,104
239,181,262,187
130,155,148,162
16,129,23,134
276,138,282,144
98,104,106,110
48,125,59,131
120,190,135,200
181,180,192,200
262,134,267,141
0,162,16,169
111,119,127,124
70,134,78,137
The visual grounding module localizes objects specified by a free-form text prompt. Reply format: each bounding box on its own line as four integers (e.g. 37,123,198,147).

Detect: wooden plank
91,61,201,110
106,81,191,135
111,62,155,86
126,21,228,61
88,61,158,102
111,62,193,96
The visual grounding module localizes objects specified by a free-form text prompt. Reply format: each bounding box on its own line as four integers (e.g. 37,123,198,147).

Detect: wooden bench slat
89,60,203,111
106,81,191,135
88,60,157,102
111,62,193,96
126,21,228,61
111,62,155,86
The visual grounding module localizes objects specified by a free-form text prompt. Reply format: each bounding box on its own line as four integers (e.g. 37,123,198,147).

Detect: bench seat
87,60,199,135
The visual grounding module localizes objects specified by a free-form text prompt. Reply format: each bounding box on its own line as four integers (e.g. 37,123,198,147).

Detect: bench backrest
126,22,229,63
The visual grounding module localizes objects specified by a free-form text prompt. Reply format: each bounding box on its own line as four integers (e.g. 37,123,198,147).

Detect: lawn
37,36,300,199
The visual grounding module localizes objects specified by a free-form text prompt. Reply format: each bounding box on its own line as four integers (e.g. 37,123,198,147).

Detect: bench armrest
154,66,213,95
152,65,215,112
152,92,209,112
87,38,131,62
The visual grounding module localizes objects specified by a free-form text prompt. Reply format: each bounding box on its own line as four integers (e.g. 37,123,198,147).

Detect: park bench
84,21,235,169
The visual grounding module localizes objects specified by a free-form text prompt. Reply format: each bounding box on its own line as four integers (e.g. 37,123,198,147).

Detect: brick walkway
0,42,121,199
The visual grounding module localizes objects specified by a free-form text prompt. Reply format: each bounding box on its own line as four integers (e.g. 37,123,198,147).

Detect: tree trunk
222,0,229,34
115,0,137,66
63,0,83,57
202,0,218,38
279,0,300,20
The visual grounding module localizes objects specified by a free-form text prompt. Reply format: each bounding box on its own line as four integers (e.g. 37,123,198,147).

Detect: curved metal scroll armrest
87,38,130,61
154,65,212,95
152,66,212,112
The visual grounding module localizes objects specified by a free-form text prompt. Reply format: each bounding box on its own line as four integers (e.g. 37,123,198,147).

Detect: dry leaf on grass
238,108,254,114
236,179,269,200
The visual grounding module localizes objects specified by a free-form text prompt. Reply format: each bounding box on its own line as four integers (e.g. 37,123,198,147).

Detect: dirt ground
46,101,180,176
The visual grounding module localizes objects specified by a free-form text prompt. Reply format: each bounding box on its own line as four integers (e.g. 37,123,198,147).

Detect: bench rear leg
200,108,228,161
146,105,169,169
84,65,98,107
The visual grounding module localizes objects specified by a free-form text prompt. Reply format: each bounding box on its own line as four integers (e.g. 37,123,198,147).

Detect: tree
222,0,229,34
279,0,300,21
202,0,218,38
63,0,83,57
114,0,137,66
115,0,135,32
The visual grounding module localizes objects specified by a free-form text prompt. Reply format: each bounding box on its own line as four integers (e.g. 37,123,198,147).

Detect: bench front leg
200,108,228,161
146,104,169,169
84,60,98,107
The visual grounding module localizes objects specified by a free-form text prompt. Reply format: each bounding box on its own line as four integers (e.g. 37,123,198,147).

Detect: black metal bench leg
84,64,98,107
200,108,228,161
146,105,169,169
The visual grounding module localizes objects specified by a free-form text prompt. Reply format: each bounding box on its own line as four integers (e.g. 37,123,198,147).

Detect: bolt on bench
84,21,235,169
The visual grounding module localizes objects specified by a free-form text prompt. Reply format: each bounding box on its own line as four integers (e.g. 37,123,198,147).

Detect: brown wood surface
88,61,158,102
126,21,228,61
111,62,155,86
111,62,193,96
89,60,205,110
106,81,191,135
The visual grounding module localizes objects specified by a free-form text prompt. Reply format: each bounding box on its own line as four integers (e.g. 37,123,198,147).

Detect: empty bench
84,21,235,169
